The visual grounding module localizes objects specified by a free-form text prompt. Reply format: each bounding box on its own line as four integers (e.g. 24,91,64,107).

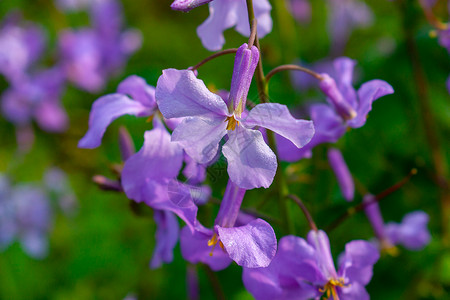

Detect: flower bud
170,0,213,12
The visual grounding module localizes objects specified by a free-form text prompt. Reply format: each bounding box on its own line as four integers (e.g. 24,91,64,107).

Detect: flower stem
287,194,318,231
191,48,238,71
265,64,323,83
325,169,418,232
246,0,293,234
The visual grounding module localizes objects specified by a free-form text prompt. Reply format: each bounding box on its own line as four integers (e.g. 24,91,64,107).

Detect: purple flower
288,0,311,24
278,57,393,162
363,194,431,252
58,0,141,92
1,67,68,133
156,43,314,189
78,75,156,148
328,148,354,201
0,15,46,83
196,0,273,51
243,230,380,300
181,179,277,269
327,0,373,54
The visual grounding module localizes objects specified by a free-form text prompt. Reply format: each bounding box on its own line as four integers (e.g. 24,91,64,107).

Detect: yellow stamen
225,116,239,131
146,115,154,123
208,233,219,256
319,278,347,300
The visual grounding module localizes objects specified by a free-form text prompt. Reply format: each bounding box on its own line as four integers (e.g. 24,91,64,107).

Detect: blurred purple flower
58,0,141,92
150,210,180,269
180,179,277,269
288,0,311,24
243,230,379,300
327,0,373,54
1,67,68,133
156,43,314,189
363,194,431,252
278,57,393,162
196,0,273,51
0,14,46,83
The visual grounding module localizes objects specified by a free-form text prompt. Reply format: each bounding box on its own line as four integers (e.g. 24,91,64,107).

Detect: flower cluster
74,0,435,299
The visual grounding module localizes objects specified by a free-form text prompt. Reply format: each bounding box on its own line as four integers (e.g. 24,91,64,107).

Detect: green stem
245,0,293,234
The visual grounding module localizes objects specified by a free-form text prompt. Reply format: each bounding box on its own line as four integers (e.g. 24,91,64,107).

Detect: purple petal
78,94,152,148
327,148,354,201
197,0,272,51
242,265,283,300
385,211,431,250
338,240,379,286
117,75,156,108
155,69,228,118
172,116,227,164
307,230,338,279
34,99,68,132
180,224,232,271
121,120,184,202
348,79,394,128
20,230,48,259
244,103,315,148
170,0,213,11
183,154,207,185
218,218,277,268
362,194,388,242
223,126,277,189
150,210,179,269
333,57,358,109
338,282,369,300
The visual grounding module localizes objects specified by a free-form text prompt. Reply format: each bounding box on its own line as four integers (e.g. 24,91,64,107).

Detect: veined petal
244,103,315,148
218,218,277,268
155,69,228,118
348,79,394,128
172,116,227,164
223,126,277,189
121,120,184,202
117,75,156,108
78,94,152,149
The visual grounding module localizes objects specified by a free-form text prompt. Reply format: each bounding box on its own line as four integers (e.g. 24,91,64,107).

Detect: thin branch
287,194,318,231
265,64,323,83
248,19,258,48
191,48,238,71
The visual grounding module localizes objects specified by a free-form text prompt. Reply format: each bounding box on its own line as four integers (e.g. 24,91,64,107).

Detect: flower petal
223,126,277,189
385,211,431,250
218,218,277,268
348,79,394,128
180,224,232,271
78,94,152,148
327,148,354,201
121,120,184,202
117,75,156,108
155,69,228,118
244,103,315,148
172,116,227,164
150,210,179,269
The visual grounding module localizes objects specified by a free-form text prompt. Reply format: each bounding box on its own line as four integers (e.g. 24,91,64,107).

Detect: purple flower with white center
328,148,354,201
327,0,373,54
156,43,314,189
0,15,46,83
1,67,68,133
363,194,431,252
277,57,393,162
180,179,277,269
243,230,380,300
195,0,273,51
288,0,311,25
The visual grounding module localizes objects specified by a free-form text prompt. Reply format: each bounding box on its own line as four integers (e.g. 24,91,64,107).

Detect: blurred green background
0,0,449,299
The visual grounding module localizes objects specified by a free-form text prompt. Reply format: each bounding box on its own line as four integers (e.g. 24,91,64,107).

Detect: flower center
225,115,239,131
207,233,225,256
319,278,347,300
